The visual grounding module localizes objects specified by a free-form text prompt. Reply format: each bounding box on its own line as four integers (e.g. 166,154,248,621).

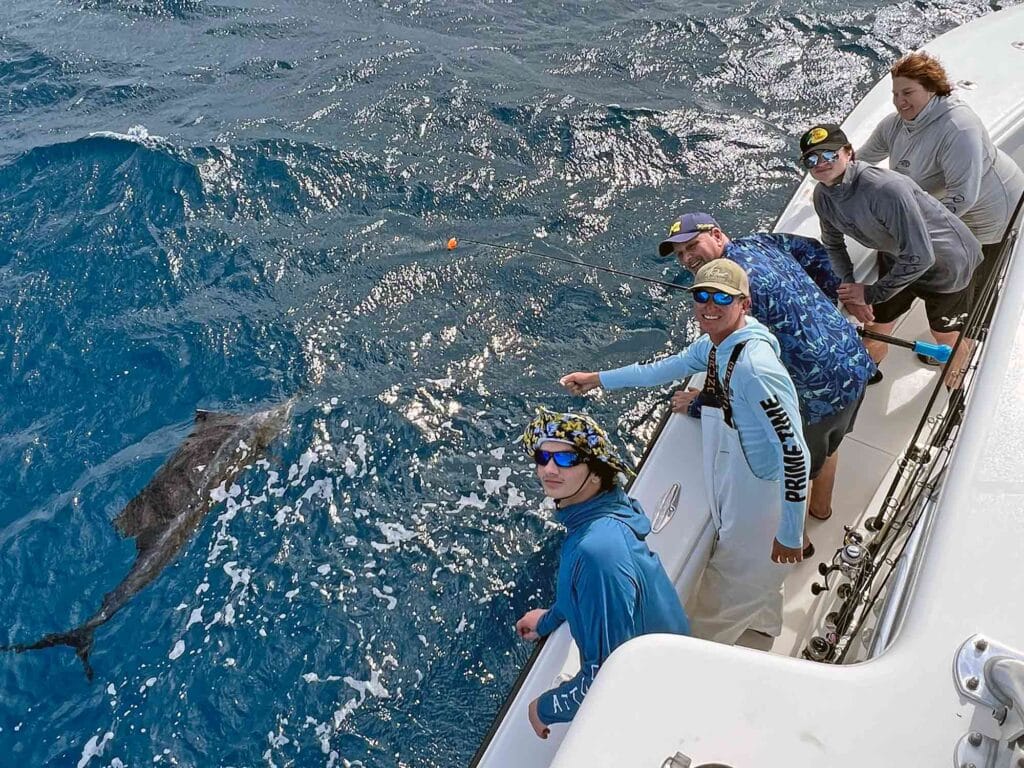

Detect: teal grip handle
913,340,952,364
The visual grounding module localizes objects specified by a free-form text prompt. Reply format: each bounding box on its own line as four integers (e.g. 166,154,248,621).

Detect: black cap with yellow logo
799,123,850,156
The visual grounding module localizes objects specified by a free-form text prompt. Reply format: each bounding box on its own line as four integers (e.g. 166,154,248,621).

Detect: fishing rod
448,236,954,362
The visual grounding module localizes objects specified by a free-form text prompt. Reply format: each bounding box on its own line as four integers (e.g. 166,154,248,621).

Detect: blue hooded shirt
534,487,690,725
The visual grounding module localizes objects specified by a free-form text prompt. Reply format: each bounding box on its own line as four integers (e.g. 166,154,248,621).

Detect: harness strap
701,342,746,428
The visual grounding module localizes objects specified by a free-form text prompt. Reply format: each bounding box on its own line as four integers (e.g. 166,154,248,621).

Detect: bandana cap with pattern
521,407,634,478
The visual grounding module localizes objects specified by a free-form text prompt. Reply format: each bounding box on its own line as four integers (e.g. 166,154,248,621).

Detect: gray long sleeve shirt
812,161,982,305
858,95,1024,244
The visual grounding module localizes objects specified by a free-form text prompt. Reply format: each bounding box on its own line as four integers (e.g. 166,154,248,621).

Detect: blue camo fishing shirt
711,233,876,425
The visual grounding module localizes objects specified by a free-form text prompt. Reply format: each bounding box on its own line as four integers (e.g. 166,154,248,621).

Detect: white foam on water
426,376,455,389
168,641,186,661
77,731,114,768
343,456,358,477
353,433,368,463
302,477,334,502
186,607,204,630
376,521,415,545
288,449,318,485
455,493,486,512
222,561,251,591
273,505,292,527
344,669,390,701
302,672,343,683
316,563,331,575
209,482,242,503
507,485,528,507
455,614,469,634
266,470,286,498
88,124,166,148
483,467,513,496
489,447,506,459
371,587,397,610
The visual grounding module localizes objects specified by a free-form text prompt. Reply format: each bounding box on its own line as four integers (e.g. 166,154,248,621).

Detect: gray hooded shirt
859,94,1024,244
812,160,982,305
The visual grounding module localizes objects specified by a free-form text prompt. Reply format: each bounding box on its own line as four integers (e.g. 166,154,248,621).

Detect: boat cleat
954,634,1024,767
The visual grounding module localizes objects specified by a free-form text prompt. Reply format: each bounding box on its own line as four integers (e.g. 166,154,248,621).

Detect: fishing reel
804,608,843,658
803,635,835,662
810,528,868,595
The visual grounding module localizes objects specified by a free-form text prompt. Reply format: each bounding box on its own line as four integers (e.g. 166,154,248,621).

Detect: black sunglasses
533,449,586,468
691,289,738,306
802,149,841,169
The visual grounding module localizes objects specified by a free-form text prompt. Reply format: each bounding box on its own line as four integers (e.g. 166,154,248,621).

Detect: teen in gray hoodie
858,52,1024,253
799,123,982,383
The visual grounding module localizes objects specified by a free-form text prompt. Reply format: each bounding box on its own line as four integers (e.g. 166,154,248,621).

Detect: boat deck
772,303,946,656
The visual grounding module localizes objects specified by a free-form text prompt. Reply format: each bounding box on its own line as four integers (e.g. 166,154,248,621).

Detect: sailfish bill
1,400,294,680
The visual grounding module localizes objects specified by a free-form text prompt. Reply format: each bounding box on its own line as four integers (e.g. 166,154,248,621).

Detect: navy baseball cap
658,212,719,257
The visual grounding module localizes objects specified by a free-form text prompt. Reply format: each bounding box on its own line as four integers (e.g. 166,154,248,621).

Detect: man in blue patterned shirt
659,213,876,556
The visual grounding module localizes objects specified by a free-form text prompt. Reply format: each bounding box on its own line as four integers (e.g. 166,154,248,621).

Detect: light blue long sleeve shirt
599,317,808,549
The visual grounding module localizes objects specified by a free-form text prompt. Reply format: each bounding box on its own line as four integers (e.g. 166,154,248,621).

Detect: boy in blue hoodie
515,408,689,738
560,260,808,646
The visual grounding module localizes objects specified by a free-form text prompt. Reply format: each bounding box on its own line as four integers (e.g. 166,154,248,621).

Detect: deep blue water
0,0,1012,765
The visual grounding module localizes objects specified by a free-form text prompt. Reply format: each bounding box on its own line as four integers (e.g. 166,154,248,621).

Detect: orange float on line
447,237,458,250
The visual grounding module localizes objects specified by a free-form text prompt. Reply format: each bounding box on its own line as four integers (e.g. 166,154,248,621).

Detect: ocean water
0,0,1011,765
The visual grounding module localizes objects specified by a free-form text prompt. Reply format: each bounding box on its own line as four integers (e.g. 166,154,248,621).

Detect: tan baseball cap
690,259,749,296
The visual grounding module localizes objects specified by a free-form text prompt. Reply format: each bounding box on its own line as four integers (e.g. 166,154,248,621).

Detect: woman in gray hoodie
858,52,1024,297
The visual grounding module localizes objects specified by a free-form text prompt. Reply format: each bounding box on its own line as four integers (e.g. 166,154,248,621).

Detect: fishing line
448,236,953,361
447,236,687,292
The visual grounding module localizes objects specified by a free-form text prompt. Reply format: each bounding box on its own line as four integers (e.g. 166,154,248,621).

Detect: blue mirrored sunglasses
802,149,841,169
691,289,737,306
533,449,586,468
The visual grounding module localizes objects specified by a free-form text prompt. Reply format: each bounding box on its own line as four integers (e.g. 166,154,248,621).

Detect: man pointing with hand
561,259,807,647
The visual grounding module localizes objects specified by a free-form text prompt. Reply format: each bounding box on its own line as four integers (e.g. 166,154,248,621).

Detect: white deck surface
774,303,946,657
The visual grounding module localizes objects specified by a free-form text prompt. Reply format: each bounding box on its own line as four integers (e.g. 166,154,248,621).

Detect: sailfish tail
2,626,97,681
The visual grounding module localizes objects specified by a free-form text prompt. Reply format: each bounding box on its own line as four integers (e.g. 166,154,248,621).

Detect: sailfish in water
1,401,294,680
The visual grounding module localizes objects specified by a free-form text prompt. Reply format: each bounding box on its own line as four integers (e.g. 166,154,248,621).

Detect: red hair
890,51,952,96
